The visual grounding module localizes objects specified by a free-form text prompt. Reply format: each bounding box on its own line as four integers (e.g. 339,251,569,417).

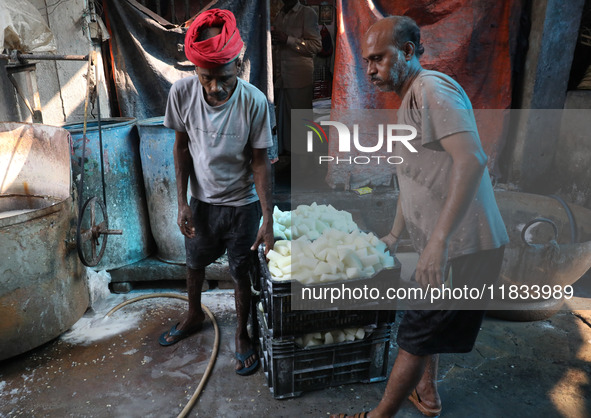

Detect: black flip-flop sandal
235,348,260,376
158,322,202,346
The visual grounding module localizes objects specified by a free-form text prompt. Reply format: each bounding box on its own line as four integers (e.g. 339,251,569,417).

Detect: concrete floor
1,254,591,417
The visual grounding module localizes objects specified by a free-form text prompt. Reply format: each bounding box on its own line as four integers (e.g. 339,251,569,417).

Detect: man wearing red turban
160,9,274,377
184,8,244,69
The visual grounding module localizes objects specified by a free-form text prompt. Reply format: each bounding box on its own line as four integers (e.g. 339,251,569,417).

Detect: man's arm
173,131,195,238
251,148,274,254
415,130,487,289
381,194,406,253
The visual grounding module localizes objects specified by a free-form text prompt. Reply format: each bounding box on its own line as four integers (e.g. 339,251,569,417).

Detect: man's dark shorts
396,246,505,356
185,198,261,279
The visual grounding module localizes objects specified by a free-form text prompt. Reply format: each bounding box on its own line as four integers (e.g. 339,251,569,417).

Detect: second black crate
257,307,393,399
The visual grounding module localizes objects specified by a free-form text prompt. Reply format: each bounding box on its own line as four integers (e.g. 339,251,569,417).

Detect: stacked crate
256,248,401,399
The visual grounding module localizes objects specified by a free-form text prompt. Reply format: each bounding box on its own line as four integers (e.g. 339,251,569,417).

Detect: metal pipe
25,65,43,123
184,0,190,21
0,53,89,61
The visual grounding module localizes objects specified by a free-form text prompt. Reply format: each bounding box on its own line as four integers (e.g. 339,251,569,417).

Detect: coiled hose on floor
105,293,220,418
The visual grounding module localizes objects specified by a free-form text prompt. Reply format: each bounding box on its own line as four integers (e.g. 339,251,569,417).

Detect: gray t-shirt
164,77,273,206
396,70,509,259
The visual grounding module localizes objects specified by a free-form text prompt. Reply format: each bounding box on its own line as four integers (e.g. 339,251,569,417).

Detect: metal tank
0,122,89,361
65,118,154,270
137,117,186,264
491,190,591,321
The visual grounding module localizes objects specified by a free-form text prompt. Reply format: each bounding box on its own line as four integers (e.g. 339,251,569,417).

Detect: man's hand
251,220,274,254
415,240,448,289
380,232,399,254
271,29,288,45
177,203,195,238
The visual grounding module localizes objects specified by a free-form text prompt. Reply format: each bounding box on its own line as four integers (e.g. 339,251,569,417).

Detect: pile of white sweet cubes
256,203,400,399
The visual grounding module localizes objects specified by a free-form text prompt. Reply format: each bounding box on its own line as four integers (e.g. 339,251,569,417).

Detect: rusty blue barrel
137,117,186,264
0,122,89,360
65,118,154,270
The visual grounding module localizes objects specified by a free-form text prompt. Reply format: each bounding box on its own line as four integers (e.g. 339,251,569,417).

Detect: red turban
184,9,244,69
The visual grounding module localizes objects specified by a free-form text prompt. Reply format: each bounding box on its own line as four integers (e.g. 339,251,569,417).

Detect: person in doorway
160,9,274,377
331,16,509,417
272,0,321,155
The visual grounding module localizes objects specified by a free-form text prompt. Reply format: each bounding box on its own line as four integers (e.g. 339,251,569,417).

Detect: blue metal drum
137,117,186,264
65,118,154,270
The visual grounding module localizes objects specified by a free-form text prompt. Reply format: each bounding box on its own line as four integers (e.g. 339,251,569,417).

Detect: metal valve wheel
76,196,122,267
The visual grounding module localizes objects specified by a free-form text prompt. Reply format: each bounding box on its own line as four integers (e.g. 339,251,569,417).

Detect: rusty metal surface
0,53,89,61
0,122,88,361
0,195,61,226
0,196,88,361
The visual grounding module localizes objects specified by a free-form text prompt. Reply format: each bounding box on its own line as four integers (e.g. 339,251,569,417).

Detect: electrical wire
548,194,578,243
104,293,220,418
77,49,95,215
94,56,108,208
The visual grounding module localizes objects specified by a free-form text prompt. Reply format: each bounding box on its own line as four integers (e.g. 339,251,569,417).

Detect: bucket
0,122,88,360
137,117,186,264
65,118,154,270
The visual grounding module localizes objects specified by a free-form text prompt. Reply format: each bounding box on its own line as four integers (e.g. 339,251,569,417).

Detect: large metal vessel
65,118,154,270
0,122,89,361
493,190,591,320
137,117,185,264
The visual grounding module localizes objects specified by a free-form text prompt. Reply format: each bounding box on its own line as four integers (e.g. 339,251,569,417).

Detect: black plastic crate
260,283,394,338
258,247,400,337
256,307,392,399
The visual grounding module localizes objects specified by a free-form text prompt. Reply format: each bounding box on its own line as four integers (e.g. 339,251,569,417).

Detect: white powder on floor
60,310,141,346
201,291,236,313
60,289,235,346
21,371,35,382
538,321,555,329
61,268,148,345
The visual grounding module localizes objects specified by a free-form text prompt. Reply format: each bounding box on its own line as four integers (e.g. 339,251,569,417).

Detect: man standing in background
272,0,321,155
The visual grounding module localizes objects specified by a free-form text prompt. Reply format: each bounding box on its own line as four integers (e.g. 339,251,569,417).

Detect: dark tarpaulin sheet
326,0,523,190
103,0,277,160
